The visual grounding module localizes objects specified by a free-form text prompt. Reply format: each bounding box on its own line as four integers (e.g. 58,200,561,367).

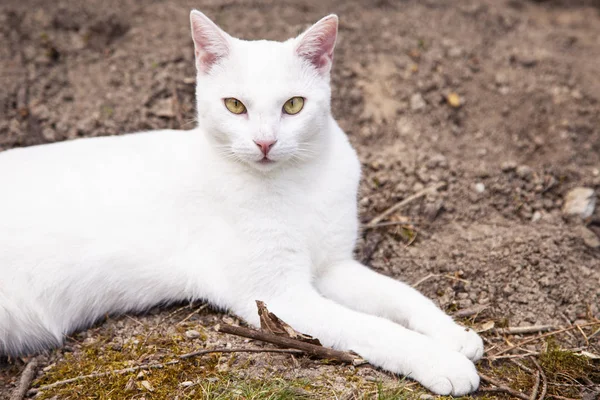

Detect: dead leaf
476,320,495,333
140,380,154,392
256,300,322,346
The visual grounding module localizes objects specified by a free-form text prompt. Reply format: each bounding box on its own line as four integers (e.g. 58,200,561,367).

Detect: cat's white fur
0,11,483,395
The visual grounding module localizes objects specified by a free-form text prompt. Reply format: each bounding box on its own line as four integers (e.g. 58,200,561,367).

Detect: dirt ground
1,0,599,399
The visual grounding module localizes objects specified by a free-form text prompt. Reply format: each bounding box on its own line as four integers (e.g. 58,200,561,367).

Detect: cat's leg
314,260,484,361
226,283,479,396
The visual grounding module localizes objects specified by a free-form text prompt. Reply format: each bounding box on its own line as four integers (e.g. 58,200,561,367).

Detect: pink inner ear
296,16,338,73
190,12,229,73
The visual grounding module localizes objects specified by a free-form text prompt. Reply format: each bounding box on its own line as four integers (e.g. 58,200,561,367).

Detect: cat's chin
250,158,280,172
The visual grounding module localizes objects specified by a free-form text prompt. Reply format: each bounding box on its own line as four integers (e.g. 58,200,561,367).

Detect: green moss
32,332,415,399
538,342,600,397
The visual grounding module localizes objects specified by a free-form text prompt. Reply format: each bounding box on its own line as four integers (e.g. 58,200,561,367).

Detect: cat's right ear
190,10,231,73
295,14,338,75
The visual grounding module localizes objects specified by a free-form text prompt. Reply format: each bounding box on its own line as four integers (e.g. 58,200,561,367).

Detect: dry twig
218,324,365,366
364,182,446,228
453,305,488,318
493,325,556,335
531,358,547,400
412,273,469,288
493,322,599,357
10,357,39,400
529,371,541,400
511,359,535,374
479,372,530,400
178,346,302,360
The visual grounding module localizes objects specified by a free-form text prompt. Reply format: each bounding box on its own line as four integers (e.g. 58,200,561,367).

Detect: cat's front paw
413,350,480,396
433,324,484,361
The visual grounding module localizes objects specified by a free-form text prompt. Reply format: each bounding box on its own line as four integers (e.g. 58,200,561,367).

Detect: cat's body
0,11,483,395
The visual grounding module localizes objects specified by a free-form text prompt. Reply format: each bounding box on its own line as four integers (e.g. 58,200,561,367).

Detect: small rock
577,226,600,248
531,211,542,222
179,381,194,388
410,93,426,111
185,329,201,339
501,161,517,172
474,182,485,193
424,199,444,221
562,187,596,219
516,165,533,180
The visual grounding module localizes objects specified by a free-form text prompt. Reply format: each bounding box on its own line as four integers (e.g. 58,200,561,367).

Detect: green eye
283,97,304,115
224,98,247,114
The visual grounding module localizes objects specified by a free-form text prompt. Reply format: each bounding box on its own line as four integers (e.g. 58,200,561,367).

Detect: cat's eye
224,98,247,114
283,97,304,115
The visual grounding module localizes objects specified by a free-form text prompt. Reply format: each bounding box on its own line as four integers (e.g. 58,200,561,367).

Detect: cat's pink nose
254,139,277,156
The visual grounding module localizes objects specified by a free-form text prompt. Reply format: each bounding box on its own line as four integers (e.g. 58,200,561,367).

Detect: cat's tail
0,293,62,357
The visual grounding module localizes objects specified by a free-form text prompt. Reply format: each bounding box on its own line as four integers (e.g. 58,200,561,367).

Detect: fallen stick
529,371,540,400
362,220,414,230
10,357,39,400
453,305,488,318
364,182,446,228
218,324,365,366
531,358,547,400
492,322,599,357
492,325,556,335
479,372,530,400
510,359,535,374
29,347,302,394
485,351,540,361
179,346,303,359
485,345,587,361
412,273,469,288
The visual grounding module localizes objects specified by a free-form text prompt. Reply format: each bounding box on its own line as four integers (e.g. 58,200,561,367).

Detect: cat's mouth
258,157,274,164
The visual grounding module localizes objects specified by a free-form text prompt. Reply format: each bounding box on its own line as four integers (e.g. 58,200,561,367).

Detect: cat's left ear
295,14,338,75
190,10,231,73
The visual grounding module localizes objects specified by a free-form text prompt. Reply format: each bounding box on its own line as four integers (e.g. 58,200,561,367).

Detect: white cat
0,11,483,395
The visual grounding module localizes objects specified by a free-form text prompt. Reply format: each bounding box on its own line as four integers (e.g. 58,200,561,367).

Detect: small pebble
474,182,485,193
577,226,600,248
563,187,596,219
180,381,194,388
185,329,201,339
501,161,517,172
410,93,426,111
516,165,533,179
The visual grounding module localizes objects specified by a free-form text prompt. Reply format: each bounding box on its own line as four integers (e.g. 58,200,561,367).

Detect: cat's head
190,10,338,172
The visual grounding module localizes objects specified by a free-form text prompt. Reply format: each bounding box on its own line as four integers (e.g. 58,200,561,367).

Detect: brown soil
1,0,599,399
